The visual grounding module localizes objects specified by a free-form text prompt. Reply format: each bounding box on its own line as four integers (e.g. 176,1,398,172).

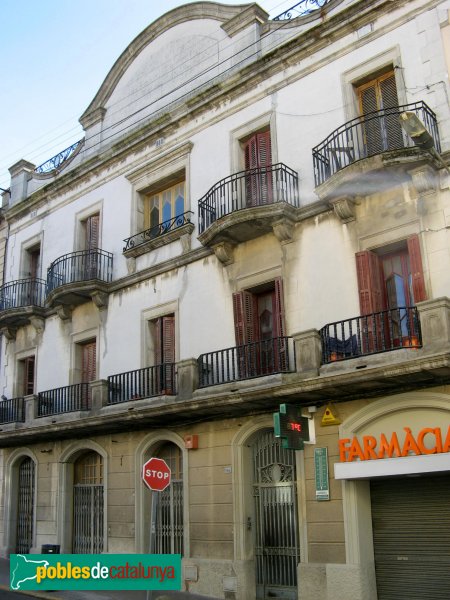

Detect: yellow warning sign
321,404,341,427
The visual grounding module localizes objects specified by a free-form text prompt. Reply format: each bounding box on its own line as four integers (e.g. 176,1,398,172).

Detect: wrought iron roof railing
123,211,193,253
0,278,47,310
312,101,440,187
198,163,299,235
274,0,329,21
47,248,113,294
35,139,84,174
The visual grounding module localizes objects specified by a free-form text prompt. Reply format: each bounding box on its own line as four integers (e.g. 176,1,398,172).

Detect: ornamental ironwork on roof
273,0,329,21
35,139,84,174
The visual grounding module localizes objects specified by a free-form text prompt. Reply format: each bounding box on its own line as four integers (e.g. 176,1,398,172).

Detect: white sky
0,0,299,191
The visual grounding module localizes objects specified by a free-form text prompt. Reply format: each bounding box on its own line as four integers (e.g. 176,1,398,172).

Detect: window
25,246,41,279
149,315,175,393
242,130,272,206
80,340,96,384
83,214,100,251
355,69,403,154
232,278,286,376
355,234,425,347
17,356,35,396
144,180,185,230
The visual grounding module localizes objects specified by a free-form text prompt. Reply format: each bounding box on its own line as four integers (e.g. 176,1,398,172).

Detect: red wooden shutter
86,214,100,250
407,234,426,303
256,131,272,168
244,131,272,206
355,251,384,315
162,316,176,364
233,291,257,345
24,356,35,395
82,341,97,383
273,277,286,338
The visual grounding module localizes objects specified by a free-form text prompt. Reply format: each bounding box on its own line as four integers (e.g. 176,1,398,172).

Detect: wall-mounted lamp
399,111,450,174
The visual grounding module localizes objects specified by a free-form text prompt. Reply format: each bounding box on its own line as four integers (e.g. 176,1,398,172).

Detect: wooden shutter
273,277,286,338
86,215,100,250
29,249,40,279
244,131,273,206
81,341,97,383
24,356,35,395
407,234,426,303
355,251,384,315
233,291,257,345
154,316,175,394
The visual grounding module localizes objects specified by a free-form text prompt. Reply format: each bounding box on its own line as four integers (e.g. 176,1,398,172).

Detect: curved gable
80,2,257,130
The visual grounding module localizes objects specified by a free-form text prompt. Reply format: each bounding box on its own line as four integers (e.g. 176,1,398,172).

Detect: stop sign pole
143,458,171,600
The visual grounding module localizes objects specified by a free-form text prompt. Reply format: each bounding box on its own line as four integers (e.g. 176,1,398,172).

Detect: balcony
320,306,422,364
312,101,440,194
107,364,176,404
198,163,300,249
123,212,195,258
0,397,25,424
46,248,113,309
37,383,90,417
0,278,46,330
198,336,295,388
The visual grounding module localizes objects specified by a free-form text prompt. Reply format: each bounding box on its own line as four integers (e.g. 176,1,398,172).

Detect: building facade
1,1,450,598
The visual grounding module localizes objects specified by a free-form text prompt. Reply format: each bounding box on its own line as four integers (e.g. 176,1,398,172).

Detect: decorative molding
212,241,235,265
408,164,437,197
272,218,295,243
125,141,193,184
331,196,356,223
0,326,16,341
126,257,137,275
180,233,192,254
29,316,45,335
221,4,268,37
91,291,109,310
56,305,72,321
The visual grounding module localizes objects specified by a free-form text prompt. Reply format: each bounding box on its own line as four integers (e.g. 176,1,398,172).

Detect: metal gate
371,474,450,599
252,430,300,600
73,485,104,554
153,479,184,554
16,457,35,553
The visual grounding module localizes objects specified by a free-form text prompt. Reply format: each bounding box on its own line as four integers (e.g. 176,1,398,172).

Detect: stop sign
142,457,171,492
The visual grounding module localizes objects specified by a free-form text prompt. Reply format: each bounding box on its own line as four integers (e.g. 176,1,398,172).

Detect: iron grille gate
16,458,35,553
153,479,184,555
253,431,300,600
73,485,104,554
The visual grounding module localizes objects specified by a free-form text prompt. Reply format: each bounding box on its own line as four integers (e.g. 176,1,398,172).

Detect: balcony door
152,315,175,394
16,457,35,554
232,278,286,377
244,131,272,207
355,235,426,350
73,451,104,554
357,70,403,156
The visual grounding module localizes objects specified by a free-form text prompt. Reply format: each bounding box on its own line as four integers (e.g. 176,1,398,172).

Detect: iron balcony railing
123,211,193,253
107,364,176,404
274,0,329,20
198,336,295,388
0,279,47,310
0,397,25,424
320,306,421,364
35,139,84,174
313,101,440,186
47,248,113,293
198,163,299,234
37,383,90,416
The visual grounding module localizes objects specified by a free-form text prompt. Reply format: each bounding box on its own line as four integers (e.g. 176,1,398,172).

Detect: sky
0,0,296,192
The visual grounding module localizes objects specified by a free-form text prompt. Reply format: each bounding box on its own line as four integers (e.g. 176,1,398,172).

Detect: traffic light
273,403,310,450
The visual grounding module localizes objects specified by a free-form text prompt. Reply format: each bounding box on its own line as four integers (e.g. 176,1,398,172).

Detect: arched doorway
73,451,104,553
151,442,184,555
251,430,300,600
16,457,35,553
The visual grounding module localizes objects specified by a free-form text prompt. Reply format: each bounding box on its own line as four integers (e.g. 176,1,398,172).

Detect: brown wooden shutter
355,251,384,315
244,131,273,206
24,356,35,395
154,316,175,393
274,277,286,338
407,234,427,303
233,291,257,345
86,215,100,250
162,316,176,364
82,341,97,383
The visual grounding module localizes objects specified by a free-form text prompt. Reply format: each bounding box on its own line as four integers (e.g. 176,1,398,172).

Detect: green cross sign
273,403,310,450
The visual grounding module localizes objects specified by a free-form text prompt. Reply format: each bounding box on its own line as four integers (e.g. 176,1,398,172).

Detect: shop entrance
371,474,450,599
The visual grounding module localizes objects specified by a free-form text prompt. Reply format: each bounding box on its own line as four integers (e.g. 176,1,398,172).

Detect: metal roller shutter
371,474,450,600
